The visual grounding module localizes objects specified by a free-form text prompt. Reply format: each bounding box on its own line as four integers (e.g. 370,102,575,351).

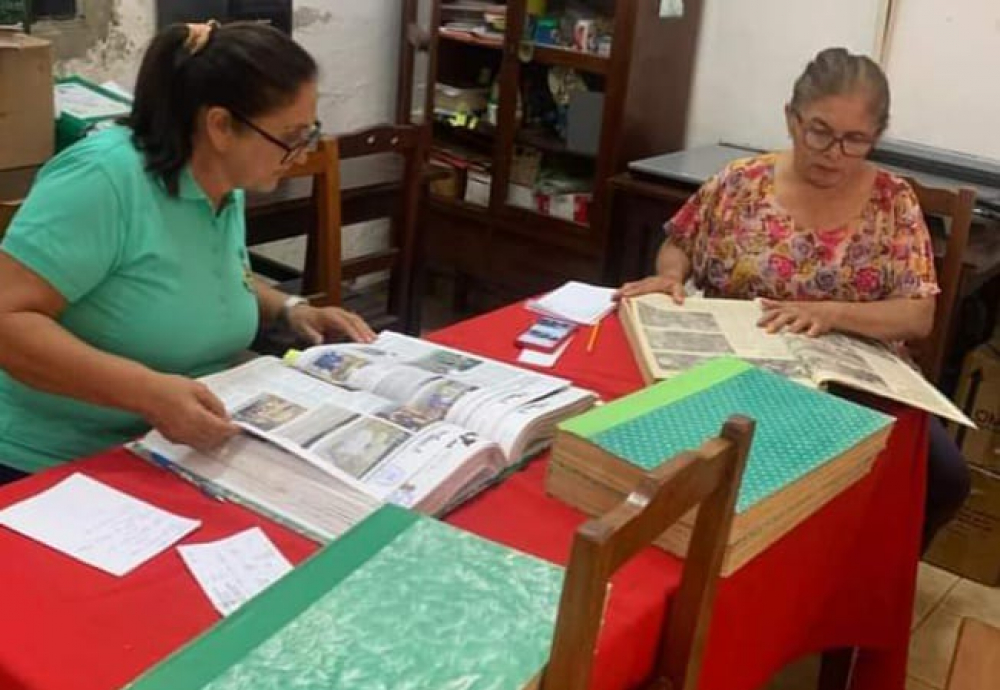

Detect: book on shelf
124,504,564,690
546,357,895,575
620,294,973,426
135,332,595,542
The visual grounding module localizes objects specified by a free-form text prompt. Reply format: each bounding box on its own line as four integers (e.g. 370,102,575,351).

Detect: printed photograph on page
786,334,892,391
636,301,723,332
232,393,308,432
309,416,412,479
629,295,799,378
407,378,479,422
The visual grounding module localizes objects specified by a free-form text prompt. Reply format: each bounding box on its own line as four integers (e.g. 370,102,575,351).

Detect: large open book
620,294,972,426
137,332,595,540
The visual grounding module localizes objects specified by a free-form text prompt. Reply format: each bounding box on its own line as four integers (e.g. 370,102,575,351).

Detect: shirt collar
177,166,234,211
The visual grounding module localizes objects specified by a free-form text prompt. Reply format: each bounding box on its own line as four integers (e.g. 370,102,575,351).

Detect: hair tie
184,20,219,56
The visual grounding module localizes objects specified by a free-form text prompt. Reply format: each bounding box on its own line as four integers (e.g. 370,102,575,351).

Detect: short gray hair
791,47,891,134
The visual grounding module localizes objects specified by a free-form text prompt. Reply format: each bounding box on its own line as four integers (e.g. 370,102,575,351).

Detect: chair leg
818,648,855,690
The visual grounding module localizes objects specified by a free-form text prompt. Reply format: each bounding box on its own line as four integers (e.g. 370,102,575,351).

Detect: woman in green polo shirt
0,22,375,482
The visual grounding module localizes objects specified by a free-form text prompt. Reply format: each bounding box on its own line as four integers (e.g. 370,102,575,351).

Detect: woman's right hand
139,374,239,451
614,275,686,304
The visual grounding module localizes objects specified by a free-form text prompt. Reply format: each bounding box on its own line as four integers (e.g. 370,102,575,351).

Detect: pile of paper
527,281,616,325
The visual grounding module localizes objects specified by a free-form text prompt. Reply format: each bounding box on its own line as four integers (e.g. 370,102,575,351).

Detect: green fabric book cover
560,357,894,513
126,506,563,690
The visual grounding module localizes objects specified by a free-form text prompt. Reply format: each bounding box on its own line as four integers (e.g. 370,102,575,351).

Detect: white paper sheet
527,281,617,325
0,473,201,576
517,338,573,368
178,527,293,616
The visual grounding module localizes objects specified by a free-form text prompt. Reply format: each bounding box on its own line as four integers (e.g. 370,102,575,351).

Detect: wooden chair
338,124,426,333
945,617,1000,690
535,416,756,690
250,124,426,333
277,137,344,308
0,200,21,240
904,177,976,385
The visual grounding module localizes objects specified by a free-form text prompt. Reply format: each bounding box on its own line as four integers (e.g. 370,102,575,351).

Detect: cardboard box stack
0,30,54,170
927,340,1000,585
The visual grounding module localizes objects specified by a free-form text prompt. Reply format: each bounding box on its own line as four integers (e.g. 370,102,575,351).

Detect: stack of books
546,357,896,575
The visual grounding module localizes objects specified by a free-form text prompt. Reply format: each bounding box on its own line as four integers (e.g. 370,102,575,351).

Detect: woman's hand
615,274,686,304
287,304,377,344
757,299,840,337
140,374,239,451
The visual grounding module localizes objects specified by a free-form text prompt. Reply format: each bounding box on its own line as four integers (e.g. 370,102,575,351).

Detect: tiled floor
763,562,1000,689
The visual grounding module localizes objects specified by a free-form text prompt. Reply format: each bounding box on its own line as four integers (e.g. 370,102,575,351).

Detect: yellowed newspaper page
623,295,813,385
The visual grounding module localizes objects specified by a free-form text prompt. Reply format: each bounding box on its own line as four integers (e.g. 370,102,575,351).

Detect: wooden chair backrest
279,137,343,307
904,177,976,384
337,124,425,332
538,416,756,690
945,617,1000,690
278,125,425,330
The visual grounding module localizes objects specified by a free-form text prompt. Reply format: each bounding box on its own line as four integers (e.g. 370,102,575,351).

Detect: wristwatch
280,295,309,323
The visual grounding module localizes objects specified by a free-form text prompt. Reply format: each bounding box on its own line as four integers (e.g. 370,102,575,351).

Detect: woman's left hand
287,304,377,344
757,299,839,337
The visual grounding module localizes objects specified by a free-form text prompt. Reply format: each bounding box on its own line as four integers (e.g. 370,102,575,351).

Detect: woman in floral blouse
618,47,968,549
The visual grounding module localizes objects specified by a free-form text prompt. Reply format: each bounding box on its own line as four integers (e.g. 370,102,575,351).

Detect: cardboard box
507,183,535,210
925,464,1000,586
464,169,491,207
951,343,1000,473
0,31,54,169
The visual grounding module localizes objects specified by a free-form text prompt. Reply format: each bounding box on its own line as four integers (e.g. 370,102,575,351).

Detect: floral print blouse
666,153,940,303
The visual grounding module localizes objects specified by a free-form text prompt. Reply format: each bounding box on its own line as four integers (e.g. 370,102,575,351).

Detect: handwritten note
0,473,201,576
179,527,293,616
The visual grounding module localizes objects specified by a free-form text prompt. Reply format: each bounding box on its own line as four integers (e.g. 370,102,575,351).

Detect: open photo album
620,294,972,426
135,332,596,540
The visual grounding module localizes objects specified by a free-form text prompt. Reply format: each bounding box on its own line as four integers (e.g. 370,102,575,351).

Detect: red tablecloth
0,302,927,690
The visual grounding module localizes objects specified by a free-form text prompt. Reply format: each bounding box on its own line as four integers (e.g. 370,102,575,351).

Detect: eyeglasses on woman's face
230,110,322,164
792,109,876,158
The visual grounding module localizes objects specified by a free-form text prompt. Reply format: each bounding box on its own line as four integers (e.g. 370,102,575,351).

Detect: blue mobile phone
515,316,578,352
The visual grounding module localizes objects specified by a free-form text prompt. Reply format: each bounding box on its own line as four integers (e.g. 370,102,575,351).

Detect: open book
137,332,595,539
620,294,972,426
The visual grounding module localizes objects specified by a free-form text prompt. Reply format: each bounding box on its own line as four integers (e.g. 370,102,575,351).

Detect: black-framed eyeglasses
792,109,875,158
230,111,322,164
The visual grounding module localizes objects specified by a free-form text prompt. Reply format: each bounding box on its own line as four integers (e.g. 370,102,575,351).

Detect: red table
0,303,927,690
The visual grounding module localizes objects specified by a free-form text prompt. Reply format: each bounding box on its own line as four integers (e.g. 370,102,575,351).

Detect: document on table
0,473,201,576
178,527,293,616
527,281,617,325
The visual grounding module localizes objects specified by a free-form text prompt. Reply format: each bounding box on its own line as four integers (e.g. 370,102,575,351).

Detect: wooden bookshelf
400,0,705,310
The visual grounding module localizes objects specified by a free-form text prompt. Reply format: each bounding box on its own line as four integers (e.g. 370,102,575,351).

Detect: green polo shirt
0,126,259,473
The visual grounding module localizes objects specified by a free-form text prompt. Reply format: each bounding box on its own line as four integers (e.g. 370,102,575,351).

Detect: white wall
56,0,400,266
685,0,1000,161
56,0,399,132
685,0,884,151
884,0,1000,160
